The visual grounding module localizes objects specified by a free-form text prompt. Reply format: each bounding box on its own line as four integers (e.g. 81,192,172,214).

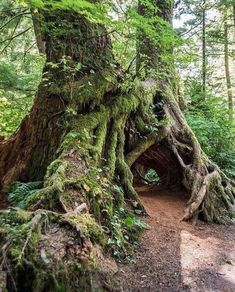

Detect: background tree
222,1,234,118
0,0,44,136
174,0,235,177
202,0,207,96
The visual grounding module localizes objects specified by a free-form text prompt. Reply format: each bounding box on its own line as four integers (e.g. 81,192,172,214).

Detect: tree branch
0,26,32,45
0,10,29,31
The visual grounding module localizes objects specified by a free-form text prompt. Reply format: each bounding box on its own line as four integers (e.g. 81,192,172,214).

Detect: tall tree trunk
233,4,235,34
0,9,114,188
31,9,46,54
202,0,206,97
0,7,140,291
224,9,233,119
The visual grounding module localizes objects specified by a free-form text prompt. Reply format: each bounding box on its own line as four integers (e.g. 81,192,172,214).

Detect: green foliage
6,181,43,208
185,83,235,178
145,168,159,183
107,208,149,261
27,0,110,24
0,54,44,136
0,0,45,136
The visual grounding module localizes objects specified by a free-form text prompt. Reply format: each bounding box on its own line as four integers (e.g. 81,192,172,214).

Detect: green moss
90,117,108,164
65,213,105,246
135,116,148,133
110,95,139,117
111,184,125,209
0,208,105,291
103,121,119,177
0,210,43,266
202,175,233,224
45,160,68,187
24,160,69,210
114,121,143,208
1,208,32,224
55,69,116,109
76,108,107,130
60,130,90,151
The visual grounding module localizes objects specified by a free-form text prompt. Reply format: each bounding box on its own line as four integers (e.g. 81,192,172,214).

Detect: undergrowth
185,88,235,179
5,181,43,208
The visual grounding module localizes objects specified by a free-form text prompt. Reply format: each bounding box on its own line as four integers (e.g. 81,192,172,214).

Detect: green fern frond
7,181,43,208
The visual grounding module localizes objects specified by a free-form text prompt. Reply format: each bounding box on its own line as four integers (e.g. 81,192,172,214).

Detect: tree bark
202,0,206,97
233,5,235,34
0,9,114,188
31,9,46,54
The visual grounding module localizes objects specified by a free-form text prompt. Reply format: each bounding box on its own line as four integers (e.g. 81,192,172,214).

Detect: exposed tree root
1,70,234,290
122,79,235,223
0,76,158,290
155,94,234,223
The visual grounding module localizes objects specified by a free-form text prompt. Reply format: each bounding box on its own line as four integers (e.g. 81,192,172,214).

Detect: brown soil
118,186,235,292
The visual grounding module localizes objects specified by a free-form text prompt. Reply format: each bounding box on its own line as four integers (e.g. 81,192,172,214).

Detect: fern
7,181,43,208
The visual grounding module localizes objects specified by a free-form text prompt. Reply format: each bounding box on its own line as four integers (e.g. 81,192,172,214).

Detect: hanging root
162,99,235,223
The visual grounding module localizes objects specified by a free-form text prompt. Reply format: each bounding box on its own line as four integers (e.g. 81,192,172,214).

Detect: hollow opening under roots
135,142,184,190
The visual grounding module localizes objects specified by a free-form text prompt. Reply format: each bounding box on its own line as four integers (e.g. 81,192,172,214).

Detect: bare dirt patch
118,187,235,291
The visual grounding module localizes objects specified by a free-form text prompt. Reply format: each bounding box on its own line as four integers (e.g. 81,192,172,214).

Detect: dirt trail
118,187,235,292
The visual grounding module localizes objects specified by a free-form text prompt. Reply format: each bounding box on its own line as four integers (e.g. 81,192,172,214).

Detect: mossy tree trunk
0,1,234,291
0,9,114,188
130,0,235,223
0,7,144,291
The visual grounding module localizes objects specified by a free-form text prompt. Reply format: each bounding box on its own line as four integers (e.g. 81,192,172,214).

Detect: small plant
6,181,43,208
145,168,159,183
106,208,149,261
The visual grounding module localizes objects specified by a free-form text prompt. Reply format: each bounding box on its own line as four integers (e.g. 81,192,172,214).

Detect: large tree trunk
0,1,234,291
0,9,113,188
0,7,140,291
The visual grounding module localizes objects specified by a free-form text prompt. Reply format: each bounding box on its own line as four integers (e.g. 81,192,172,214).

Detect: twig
125,55,137,74
0,10,29,31
0,26,32,45
0,14,22,54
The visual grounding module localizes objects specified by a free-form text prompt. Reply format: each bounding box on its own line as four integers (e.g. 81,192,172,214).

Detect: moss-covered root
181,164,235,223
115,118,145,211
159,88,235,224
0,208,117,291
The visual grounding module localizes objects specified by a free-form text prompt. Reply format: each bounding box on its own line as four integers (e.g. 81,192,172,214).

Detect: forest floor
1,188,235,291
117,186,235,292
